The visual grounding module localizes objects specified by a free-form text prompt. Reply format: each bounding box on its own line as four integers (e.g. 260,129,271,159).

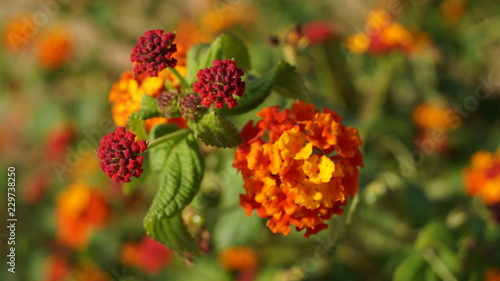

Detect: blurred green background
1,0,500,280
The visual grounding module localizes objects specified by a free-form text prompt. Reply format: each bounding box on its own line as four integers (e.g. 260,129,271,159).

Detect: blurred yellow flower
380,23,412,47
345,33,370,54
366,10,391,31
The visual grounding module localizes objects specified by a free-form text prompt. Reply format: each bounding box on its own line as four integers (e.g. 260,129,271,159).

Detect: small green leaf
147,132,204,217
185,43,210,84
128,95,162,140
144,213,200,256
199,33,251,72
140,95,161,113
272,61,310,102
190,111,241,148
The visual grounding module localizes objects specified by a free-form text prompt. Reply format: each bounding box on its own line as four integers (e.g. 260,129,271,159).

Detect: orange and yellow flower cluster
233,101,363,237
345,10,430,55
108,69,186,128
464,150,500,205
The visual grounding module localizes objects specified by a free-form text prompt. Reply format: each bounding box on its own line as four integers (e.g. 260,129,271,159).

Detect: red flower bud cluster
193,59,245,109
130,29,177,77
97,127,147,183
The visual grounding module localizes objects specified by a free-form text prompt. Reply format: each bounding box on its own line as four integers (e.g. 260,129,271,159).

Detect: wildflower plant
97,29,362,257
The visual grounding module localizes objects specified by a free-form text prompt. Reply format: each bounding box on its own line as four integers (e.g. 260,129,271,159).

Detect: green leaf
147,132,204,217
144,129,204,256
272,61,310,102
399,184,432,228
185,43,210,84
140,94,161,113
144,213,200,256
415,221,454,251
128,95,162,140
212,209,261,251
190,111,241,148
199,33,251,72
393,251,427,281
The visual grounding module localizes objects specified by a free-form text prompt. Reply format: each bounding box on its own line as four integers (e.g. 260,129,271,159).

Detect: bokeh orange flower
2,12,34,53
56,181,108,249
413,102,459,152
464,150,500,205
45,122,76,162
35,24,73,71
200,1,257,35
441,0,466,25
234,101,363,237
413,102,459,130
175,19,213,67
44,255,71,281
120,235,173,274
485,268,500,281
345,10,431,55
219,246,259,271
73,260,110,281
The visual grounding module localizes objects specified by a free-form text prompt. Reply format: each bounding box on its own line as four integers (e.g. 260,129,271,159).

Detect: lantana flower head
97,127,147,183
130,29,177,77
193,59,245,109
233,100,363,237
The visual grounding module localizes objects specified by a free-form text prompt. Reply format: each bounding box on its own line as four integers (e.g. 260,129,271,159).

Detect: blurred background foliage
1,0,500,280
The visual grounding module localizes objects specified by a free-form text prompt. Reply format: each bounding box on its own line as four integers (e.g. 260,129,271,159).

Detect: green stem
422,248,457,281
168,67,190,90
147,129,190,149
346,193,360,225
359,54,403,121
